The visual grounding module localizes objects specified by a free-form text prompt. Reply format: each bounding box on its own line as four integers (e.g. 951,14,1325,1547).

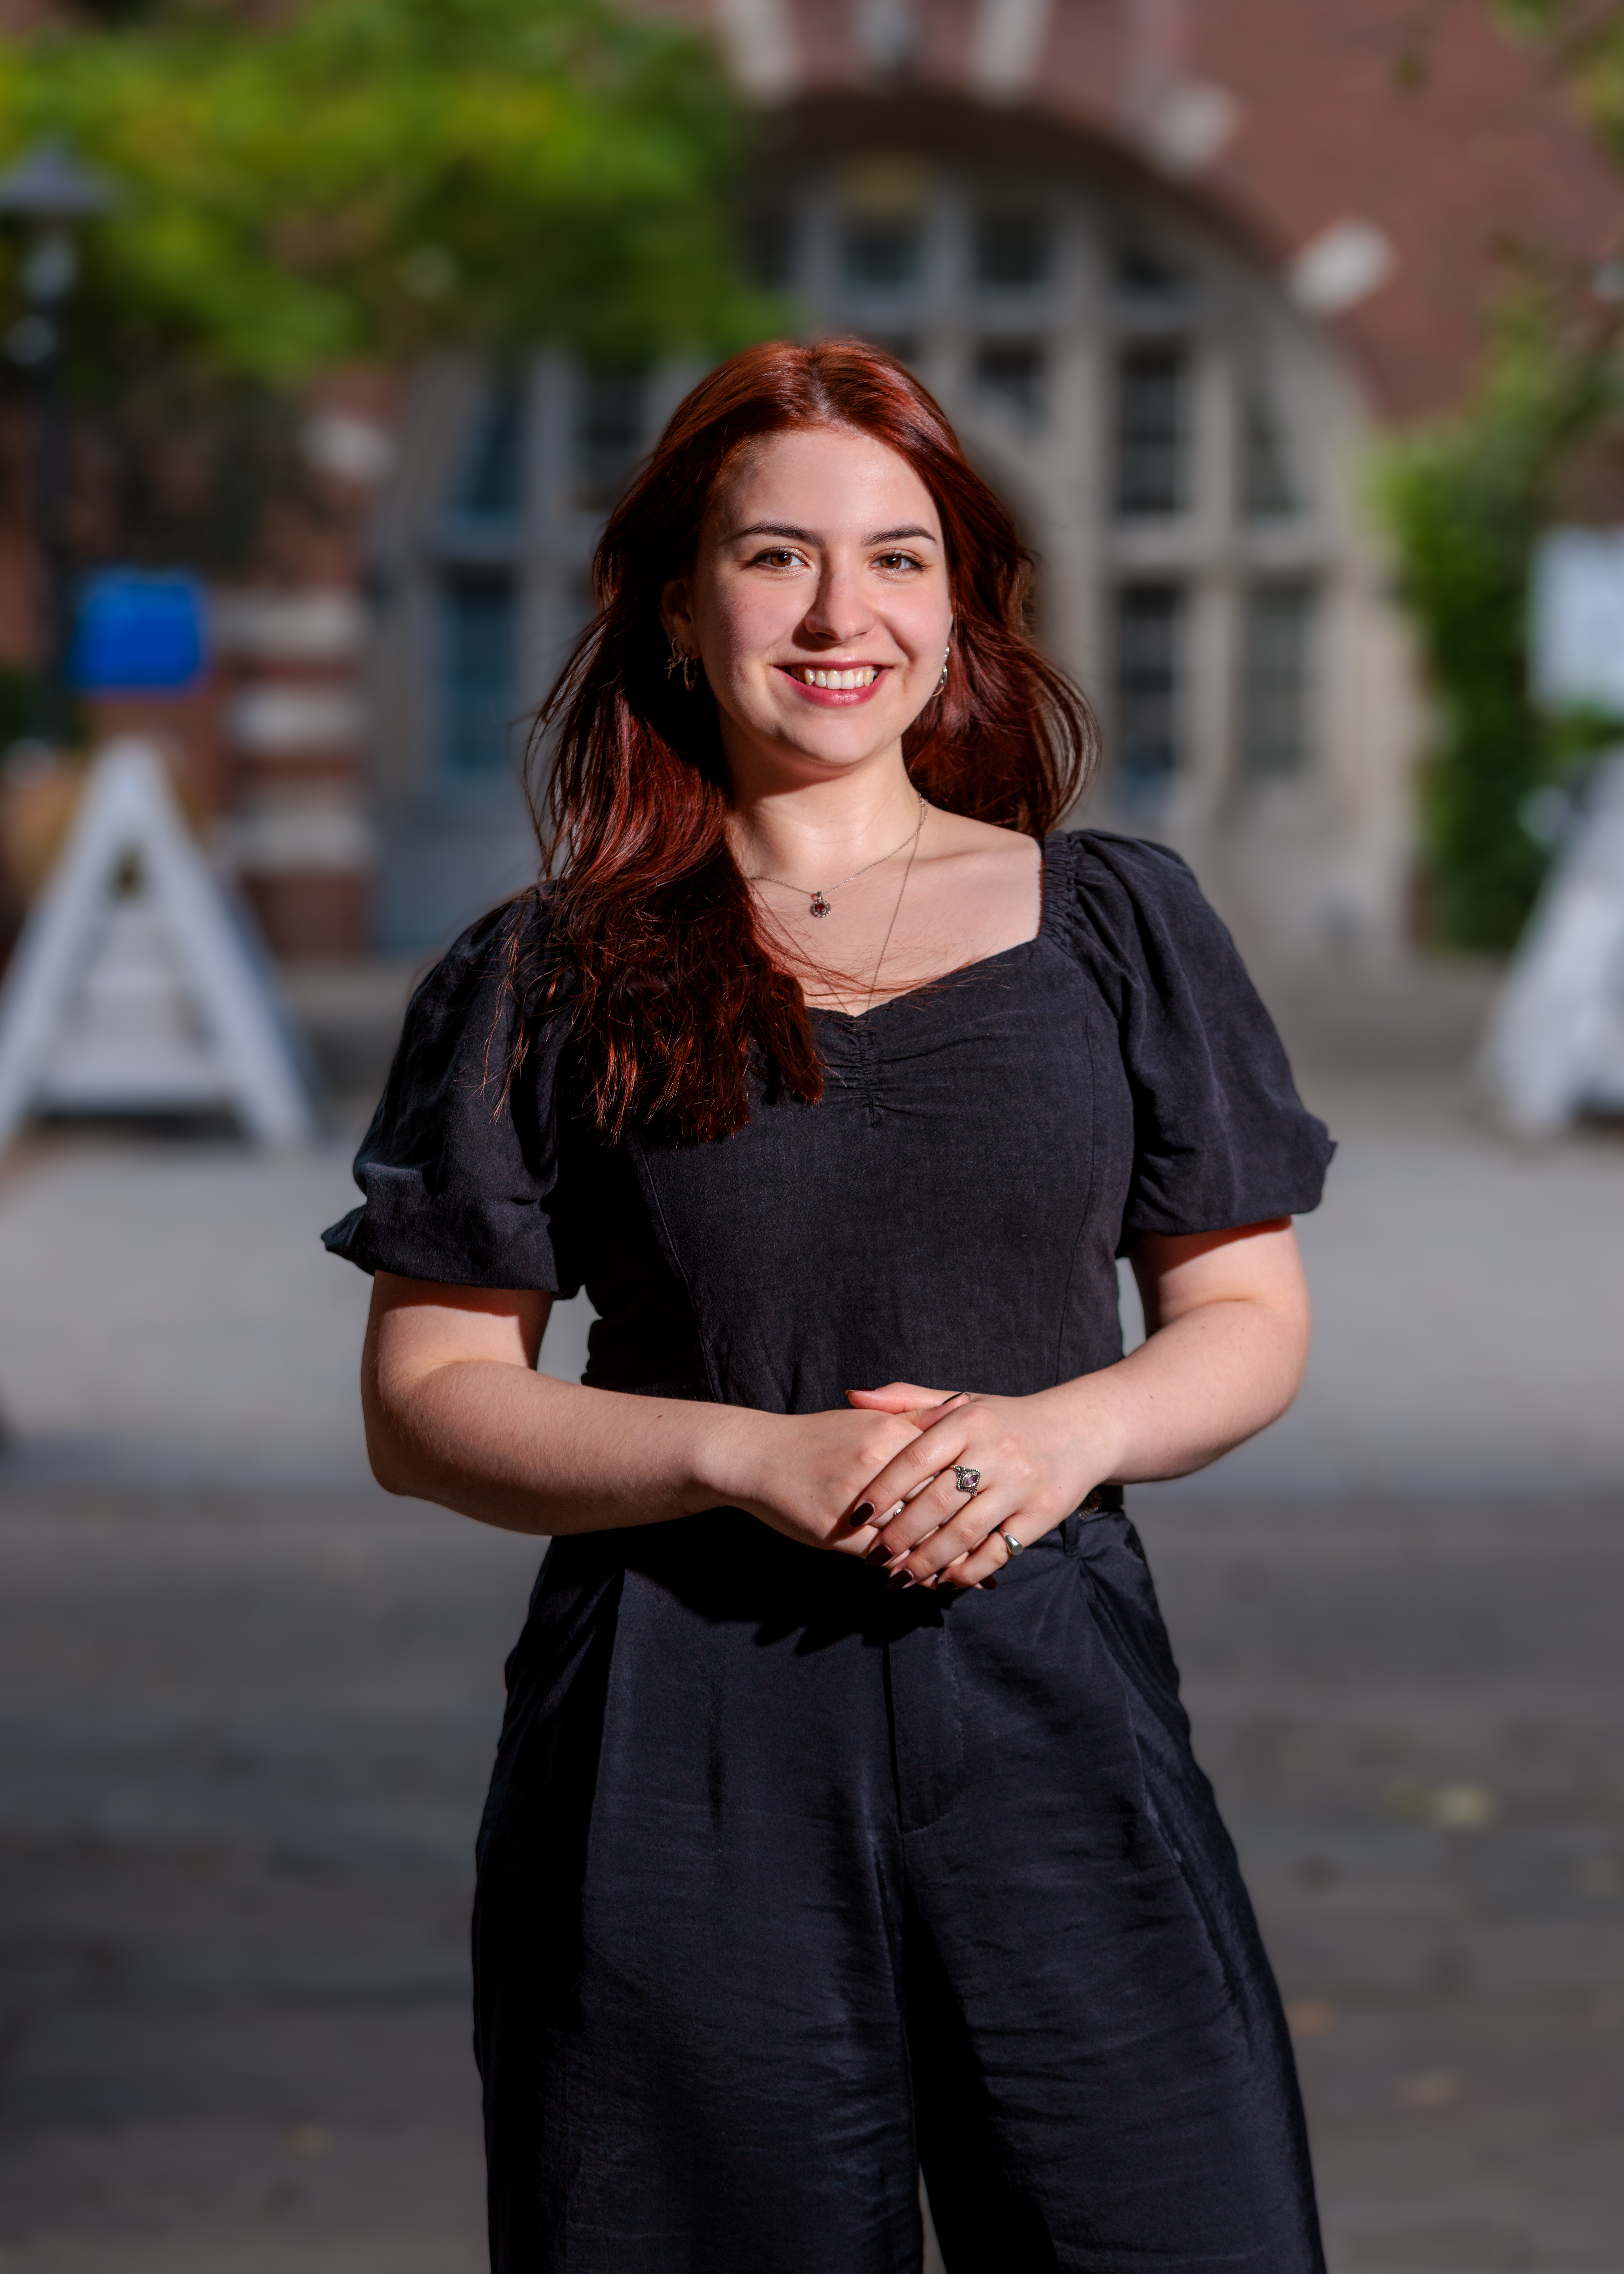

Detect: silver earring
666,636,699,692
936,643,950,694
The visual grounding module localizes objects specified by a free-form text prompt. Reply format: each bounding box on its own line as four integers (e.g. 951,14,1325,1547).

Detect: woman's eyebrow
724,521,940,546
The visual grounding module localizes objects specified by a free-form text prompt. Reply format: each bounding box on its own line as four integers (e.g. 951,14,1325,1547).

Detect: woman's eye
875,552,924,573
751,549,804,569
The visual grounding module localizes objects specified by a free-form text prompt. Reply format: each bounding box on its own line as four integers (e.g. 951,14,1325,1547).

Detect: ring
954,1465,981,1495
1001,1531,1024,1557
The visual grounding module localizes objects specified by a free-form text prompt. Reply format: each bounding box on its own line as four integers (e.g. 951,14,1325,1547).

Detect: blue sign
70,571,207,692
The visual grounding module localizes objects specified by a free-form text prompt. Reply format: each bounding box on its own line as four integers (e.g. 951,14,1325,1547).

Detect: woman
326,339,1333,2273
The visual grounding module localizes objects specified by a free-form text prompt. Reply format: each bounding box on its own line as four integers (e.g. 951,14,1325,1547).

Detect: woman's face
662,423,953,790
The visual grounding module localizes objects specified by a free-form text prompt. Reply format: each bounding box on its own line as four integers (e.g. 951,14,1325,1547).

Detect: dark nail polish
982,1576,998,1590
849,1502,875,1528
887,1571,916,1590
866,1542,893,1566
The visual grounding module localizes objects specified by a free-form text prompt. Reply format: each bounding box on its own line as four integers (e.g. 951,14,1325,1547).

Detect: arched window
374,115,1405,957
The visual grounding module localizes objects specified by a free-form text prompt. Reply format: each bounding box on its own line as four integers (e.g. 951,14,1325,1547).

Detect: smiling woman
525,338,1092,1137
324,339,1334,2273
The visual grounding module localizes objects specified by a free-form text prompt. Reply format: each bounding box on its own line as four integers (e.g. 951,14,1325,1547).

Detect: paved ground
0,955,1619,2272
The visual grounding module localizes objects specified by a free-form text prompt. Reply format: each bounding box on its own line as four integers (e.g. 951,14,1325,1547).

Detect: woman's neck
726,761,925,891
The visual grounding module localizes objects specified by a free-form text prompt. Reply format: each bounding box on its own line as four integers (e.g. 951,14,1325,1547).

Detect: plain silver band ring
1001,1531,1024,1557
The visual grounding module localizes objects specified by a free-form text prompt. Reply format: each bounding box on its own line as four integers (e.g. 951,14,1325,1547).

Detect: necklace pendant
809,891,832,918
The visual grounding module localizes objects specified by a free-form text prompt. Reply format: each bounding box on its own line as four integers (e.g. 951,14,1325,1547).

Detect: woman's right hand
716,1398,953,1556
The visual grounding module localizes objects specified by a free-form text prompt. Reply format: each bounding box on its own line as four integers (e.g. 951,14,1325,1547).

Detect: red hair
514,337,1098,1143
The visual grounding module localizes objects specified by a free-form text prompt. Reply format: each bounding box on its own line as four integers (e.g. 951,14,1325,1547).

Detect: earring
666,635,699,692
936,643,951,695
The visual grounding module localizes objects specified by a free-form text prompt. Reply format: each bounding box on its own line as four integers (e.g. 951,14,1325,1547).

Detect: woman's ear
659,574,695,647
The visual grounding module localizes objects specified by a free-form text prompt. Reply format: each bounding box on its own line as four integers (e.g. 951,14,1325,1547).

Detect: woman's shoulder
1045,830,1334,1230
395,888,559,1038
1049,825,1197,896
416,886,557,991
370,887,564,1118
1045,827,1223,972
324,886,578,1288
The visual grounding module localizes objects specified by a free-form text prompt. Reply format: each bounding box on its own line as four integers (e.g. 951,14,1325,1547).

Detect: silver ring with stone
953,1465,981,1495
1001,1531,1024,1557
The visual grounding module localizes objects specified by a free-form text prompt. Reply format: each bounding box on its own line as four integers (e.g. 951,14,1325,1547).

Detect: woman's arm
362,1271,927,1542
843,1219,1310,1589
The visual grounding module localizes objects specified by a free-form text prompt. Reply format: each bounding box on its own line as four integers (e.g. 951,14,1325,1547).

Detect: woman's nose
802,561,875,645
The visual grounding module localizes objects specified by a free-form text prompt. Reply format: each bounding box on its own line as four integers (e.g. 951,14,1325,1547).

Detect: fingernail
887,1571,916,1590
849,1502,875,1528
982,1576,997,1589
866,1542,893,1566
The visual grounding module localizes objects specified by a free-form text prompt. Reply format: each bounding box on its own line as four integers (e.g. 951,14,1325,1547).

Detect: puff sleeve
321,899,581,1293
1060,831,1334,1249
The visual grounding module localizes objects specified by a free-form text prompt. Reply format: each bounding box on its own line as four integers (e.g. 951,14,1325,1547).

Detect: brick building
18,0,1624,961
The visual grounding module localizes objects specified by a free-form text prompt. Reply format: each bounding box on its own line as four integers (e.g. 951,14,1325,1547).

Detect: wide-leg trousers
472,1508,1325,2273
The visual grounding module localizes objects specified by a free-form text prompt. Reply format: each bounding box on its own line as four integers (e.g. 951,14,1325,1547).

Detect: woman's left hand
844,1382,1108,1590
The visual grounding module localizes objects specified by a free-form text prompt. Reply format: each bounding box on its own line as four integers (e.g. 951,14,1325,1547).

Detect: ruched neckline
322,827,1334,1305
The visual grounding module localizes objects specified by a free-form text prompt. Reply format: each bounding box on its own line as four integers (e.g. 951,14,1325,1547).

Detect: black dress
325,830,1335,2274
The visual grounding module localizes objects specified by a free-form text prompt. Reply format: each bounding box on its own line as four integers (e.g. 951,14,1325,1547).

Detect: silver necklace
746,795,929,918
754,798,927,1017
857,801,925,1010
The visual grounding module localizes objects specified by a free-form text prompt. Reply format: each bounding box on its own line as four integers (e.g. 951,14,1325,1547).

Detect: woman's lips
777,663,888,707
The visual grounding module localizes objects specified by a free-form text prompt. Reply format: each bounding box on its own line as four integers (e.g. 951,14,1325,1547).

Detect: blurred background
0,0,1622,2268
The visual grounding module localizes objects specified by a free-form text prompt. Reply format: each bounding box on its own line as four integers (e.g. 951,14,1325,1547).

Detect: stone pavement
0,957,1619,2272
0,1480,529,2274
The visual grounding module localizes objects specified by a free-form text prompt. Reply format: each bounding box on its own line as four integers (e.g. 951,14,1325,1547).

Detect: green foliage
1375,311,1623,949
0,0,768,382
0,0,776,572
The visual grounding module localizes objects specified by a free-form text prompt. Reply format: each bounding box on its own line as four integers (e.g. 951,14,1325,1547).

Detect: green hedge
1376,317,1622,950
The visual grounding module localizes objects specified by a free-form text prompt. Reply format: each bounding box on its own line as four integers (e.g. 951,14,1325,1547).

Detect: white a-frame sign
1481,748,1624,1137
0,737,316,1147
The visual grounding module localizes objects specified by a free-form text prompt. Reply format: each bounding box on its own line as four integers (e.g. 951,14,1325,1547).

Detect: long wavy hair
512,337,1098,1144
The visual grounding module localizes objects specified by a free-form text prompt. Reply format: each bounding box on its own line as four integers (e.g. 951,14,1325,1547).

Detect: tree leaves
0,0,771,383
1375,300,1624,948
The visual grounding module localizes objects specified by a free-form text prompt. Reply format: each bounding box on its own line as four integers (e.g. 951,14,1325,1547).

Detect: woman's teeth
796,667,877,689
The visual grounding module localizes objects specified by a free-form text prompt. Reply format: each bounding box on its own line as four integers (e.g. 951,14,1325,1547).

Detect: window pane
974,340,1045,429
1241,393,1300,521
460,382,523,520
1115,583,1183,807
573,371,645,511
842,215,922,292
974,206,1052,290
442,572,518,777
1242,583,1316,780
1116,347,1189,517
1114,241,1192,306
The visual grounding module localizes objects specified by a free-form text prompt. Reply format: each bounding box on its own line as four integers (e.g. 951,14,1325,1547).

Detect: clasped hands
741,1382,1114,1592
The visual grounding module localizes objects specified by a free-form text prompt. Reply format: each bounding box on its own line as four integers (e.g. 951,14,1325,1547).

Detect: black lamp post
0,138,116,744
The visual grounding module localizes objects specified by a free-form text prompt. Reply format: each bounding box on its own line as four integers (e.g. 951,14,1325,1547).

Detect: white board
0,737,316,1148
1530,529,1624,714
1481,748,1624,1136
